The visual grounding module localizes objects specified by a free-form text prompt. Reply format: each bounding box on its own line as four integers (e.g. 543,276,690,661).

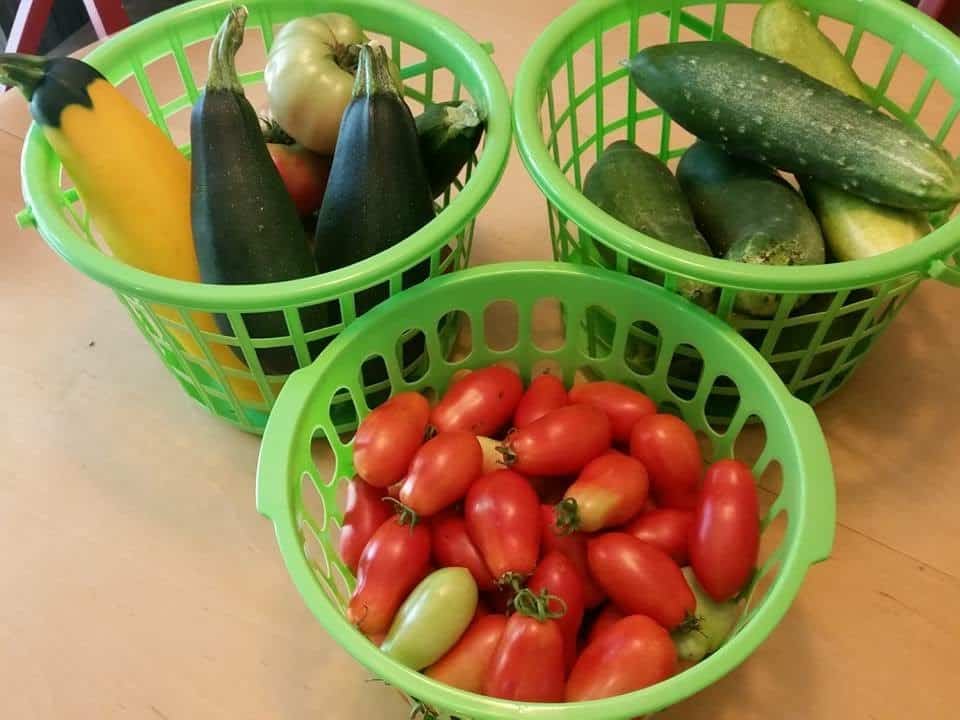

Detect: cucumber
626,42,960,210
191,8,324,374
416,101,485,198
752,0,932,260
677,141,825,317
583,140,717,309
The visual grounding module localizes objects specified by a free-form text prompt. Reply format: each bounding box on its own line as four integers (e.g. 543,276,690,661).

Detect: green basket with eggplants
255,262,835,719
15,0,511,433
513,0,960,413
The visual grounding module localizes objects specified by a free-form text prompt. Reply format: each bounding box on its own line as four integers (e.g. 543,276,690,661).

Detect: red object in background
919,0,960,31
5,0,130,54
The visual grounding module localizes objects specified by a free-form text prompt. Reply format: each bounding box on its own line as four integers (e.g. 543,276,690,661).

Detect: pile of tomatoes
337,365,761,703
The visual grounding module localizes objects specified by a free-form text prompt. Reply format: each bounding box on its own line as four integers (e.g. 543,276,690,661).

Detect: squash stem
0,53,47,100
353,42,400,99
206,5,247,94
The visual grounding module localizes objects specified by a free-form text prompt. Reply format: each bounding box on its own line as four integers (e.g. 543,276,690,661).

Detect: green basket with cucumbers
12,0,511,433
514,0,960,410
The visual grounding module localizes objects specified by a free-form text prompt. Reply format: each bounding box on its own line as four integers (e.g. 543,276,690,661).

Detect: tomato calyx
674,612,702,635
513,588,567,622
423,424,438,442
497,571,528,597
553,497,581,535
495,437,517,467
382,497,420,530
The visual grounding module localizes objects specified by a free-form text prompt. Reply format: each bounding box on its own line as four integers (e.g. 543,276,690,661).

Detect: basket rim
512,0,960,293
19,0,512,311
256,261,837,718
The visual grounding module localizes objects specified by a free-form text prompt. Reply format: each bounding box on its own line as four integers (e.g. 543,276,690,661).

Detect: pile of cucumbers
583,0,958,318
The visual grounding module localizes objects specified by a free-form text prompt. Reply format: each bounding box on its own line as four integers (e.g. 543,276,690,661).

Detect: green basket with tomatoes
256,262,835,719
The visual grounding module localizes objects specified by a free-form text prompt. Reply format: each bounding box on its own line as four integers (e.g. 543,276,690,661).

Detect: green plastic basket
16,0,511,433
513,0,960,408
256,262,835,720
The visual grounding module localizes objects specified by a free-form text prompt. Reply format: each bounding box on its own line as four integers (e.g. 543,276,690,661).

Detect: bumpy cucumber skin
583,140,717,309
752,0,931,260
628,42,960,210
678,142,825,317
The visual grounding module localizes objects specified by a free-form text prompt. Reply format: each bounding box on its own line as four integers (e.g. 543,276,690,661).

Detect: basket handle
788,399,837,567
928,257,960,287
255,367,316,523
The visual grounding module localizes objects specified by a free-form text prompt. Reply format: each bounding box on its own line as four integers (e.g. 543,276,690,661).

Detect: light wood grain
1,2,958,719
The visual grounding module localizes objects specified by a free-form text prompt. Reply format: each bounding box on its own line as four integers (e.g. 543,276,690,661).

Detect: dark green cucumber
677,141,825,317
583,140,717,309
627,42,960,210
416,100,484,198
191,7,323,374
751,0,932,260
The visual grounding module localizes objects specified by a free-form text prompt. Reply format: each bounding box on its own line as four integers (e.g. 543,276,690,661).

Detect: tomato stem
676,612,702,635
382,497,419,529
513,588,567,622
553,497,581,535
494,442,516,467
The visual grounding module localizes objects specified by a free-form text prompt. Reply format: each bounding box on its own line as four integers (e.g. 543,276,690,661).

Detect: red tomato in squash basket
629,413,703,508
353,392,430,488
569,381,656,443
430,511,497,592
431,366,524,436
566,615,677,701
586,603,625,645
690,459,760,602
556,452,649,533
514,373,568,428
397,431,482,517
346,517,430,636
499,405,612,477
625,508,695,566
587,532,695,630
465,470,541,585
528,551,585,671
338,478,393,573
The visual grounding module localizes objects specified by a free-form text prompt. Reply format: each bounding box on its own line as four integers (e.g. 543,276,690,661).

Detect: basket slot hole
143,53,186,107
310,426,338,486
816,15,854,58
600,75,631,148
427,67,458,107
493,359,522,377
882,51,927,117
704,374,741,433
667,343,703,401
355,280,392,319
396,329,429,384
531,358,565,381
640,11,671,47
719,3,757,45
758,459,784,500
531,297,566,352
438,310,472,363
361,355,391,408
656,400,684,420
758,507,788,574
331,563,354,608
301,519,333,585
602,22,632,77
850,31,894,94
625,320,661,376
580,305,616,360
733,415,766,471
164,105,192,151
401,257,433,292
300,472,329,534
694,430,715,464
236,27,268,76
329,387,361,445
483,301,519,352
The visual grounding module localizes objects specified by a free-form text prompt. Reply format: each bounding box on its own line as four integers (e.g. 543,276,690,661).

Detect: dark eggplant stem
353,42,401,98
206,5,247,94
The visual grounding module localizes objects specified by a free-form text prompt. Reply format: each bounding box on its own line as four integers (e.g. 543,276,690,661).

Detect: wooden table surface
2,2,959,718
